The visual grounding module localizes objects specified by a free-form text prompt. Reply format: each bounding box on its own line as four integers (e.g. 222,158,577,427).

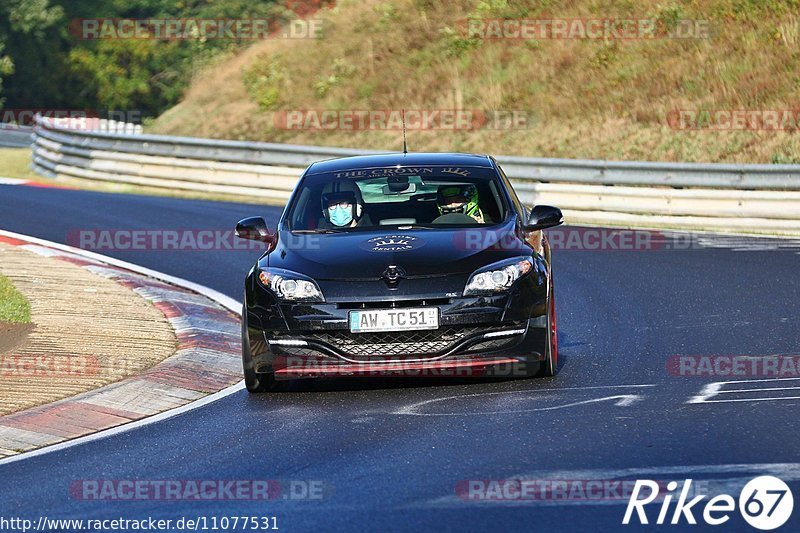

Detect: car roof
305,152,495,175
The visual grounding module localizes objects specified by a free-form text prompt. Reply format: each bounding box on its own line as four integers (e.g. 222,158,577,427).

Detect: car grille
275,322,525,361
335,298,451,310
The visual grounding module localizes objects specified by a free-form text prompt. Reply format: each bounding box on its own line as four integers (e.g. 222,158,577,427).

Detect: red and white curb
0,230,245,465
0,177,32,186
0,176,73,189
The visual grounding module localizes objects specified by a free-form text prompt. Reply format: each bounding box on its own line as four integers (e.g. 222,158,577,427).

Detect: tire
242,305,287,393
535,280,558,378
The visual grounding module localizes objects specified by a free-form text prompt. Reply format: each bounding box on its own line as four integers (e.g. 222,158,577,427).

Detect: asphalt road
1,184,799,532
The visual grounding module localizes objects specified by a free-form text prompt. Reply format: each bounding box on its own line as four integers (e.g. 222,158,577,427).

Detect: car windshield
286,165,508,232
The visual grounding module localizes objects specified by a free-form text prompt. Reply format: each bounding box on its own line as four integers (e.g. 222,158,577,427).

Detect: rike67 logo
623,476,794,530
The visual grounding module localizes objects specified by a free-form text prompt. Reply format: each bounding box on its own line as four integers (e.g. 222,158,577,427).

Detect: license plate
349,307,439,333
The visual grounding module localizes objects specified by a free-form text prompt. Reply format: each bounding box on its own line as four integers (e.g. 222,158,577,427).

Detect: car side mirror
524,205,564,231
235,217,273,242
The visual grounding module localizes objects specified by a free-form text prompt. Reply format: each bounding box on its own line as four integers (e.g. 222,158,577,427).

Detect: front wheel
535,282,558,377
242,305,288,393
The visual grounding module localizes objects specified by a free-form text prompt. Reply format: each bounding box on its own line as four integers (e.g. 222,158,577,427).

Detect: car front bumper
244,272,549,377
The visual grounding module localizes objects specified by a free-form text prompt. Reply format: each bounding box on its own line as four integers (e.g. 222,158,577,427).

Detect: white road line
706,377,800,384
719,386,800,394
687,377,800,404
0,229,245,467
693,396,800,404
399,395,646,416
392,384,654,416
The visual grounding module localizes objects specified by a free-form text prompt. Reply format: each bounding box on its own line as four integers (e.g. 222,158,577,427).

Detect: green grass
0,273,30,324
148,0,800,164
0,148,38,180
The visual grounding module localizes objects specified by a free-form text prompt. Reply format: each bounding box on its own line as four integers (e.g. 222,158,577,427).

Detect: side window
481,181,502,223
496,164,527,220
292,187,312,229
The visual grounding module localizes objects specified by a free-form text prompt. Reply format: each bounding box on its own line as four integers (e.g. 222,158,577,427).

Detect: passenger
436,184,485,223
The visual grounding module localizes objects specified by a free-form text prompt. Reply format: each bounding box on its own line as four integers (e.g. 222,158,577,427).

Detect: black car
236,153,563,392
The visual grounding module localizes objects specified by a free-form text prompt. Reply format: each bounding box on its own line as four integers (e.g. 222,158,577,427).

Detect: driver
436,184,484,223
319,181,369,228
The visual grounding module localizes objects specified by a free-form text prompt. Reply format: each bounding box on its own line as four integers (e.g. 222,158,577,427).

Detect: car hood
264,219,532,280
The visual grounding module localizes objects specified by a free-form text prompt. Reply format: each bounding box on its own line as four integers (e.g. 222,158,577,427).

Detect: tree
0,0,64,110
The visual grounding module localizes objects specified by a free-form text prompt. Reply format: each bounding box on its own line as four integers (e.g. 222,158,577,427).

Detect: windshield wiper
292,229,346,234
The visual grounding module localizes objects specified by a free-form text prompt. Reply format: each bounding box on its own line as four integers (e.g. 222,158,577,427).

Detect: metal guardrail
496,156,800,190
30,114,800,235
0,125,33,148
2,118,142,148
44,117,144,134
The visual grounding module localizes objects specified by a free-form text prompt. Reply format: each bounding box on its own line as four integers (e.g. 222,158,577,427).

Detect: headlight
464,257,533,296
257,268,324,302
